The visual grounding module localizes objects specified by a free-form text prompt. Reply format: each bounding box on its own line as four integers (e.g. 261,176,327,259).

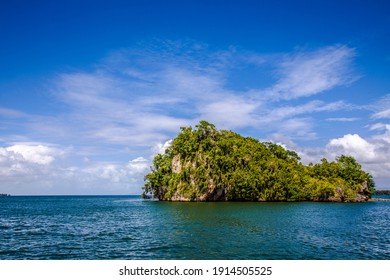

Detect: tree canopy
143,121,375,202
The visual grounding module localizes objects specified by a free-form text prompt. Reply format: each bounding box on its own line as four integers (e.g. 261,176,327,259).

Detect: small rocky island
143,121,375,202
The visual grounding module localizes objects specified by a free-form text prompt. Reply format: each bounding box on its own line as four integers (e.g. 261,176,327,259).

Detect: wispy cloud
22,42,357,149
326,117,359,122
371,94,390,119
199,97,259,129
369,123,388,130
263,100,346,122
0,107,28,118
267,45,357,100
55,44,356,143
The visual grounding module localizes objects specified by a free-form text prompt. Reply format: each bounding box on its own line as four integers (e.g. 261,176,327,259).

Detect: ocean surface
1,195,389,260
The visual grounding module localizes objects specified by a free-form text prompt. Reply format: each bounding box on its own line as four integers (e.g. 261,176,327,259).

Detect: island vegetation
143,121,375,202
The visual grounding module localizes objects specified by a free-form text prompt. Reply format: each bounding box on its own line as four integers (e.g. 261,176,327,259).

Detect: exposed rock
352,194,369,202
172,154,181,173
327,196,342,202
358,181,368,193
335,187,345,202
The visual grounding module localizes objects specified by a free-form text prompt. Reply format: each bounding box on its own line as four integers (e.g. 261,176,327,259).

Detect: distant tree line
375,190,390,195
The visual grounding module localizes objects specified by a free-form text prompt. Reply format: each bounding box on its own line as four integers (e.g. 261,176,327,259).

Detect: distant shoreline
375,190,390,195
370,197,390,202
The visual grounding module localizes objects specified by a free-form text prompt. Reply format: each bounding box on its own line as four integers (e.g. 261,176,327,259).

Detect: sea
1,195,389,260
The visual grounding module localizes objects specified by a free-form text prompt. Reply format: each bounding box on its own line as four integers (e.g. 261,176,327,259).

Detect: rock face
168,155,228,201
325,183,369,202
172,154,182,173
143,121,375,202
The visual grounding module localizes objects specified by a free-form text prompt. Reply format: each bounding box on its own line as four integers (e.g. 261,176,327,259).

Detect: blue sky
1,0,390,194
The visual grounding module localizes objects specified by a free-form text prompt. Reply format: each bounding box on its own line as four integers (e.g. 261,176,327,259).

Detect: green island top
143,121,375,202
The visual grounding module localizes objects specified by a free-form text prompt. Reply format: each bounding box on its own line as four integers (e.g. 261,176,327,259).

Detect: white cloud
373,109,390,119
316,128,390,184
152,140,173,155
369,123,388,130
280,118,317,139
269,45,356,100
326,117,359,122
372,124,390,144
77,157,150,187
371,94,390,119
161,67,225,101
0,147,150,194
0,144,64,180
200,97,259,129
4,144,60,165
127,157,149,174
264,100,346,122
327,134,377,162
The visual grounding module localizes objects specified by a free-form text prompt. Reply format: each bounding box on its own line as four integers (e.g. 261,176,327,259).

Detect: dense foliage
143,121,375,202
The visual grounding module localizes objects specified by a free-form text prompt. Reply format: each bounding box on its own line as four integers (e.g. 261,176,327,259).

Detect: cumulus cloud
0,144,63,178
0,144,69,195
327,134,377,162
152,140,173,155
321,128,390,182
4,144,60,165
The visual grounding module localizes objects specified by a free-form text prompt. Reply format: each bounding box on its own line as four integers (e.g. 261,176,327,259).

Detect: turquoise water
1,195,389,259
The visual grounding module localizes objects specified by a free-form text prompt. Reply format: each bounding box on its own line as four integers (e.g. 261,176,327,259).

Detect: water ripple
1,196,390,259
